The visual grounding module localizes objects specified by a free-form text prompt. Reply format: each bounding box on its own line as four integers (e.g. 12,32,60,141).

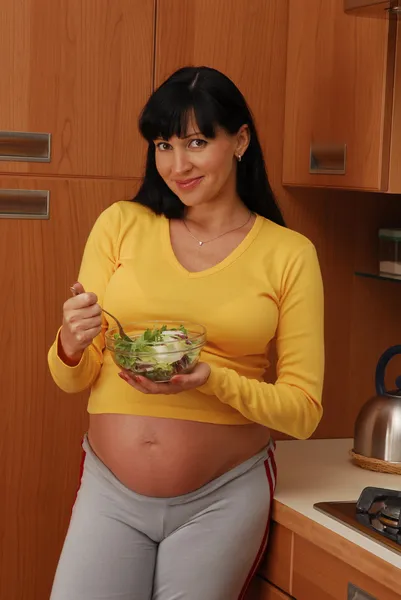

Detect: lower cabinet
258,522,293,595
246,519,401,600
292,536,401,600
245,577,293,600
244,522,295,600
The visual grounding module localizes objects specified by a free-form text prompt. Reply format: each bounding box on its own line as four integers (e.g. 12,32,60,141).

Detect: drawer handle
0,190,50,219
0,131,51,162
348,583,377,600
386,5,401,15
309,142,347,175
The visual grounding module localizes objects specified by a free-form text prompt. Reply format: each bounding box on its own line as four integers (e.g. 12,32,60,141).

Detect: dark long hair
133,66,285,226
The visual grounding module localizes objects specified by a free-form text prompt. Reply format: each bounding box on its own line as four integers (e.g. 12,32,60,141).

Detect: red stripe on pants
237,448,277,600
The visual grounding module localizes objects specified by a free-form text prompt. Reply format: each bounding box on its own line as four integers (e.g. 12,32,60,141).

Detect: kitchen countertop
274,438,401,570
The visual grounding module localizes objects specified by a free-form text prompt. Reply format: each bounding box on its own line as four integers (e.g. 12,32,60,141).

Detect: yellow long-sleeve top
48,201,324,439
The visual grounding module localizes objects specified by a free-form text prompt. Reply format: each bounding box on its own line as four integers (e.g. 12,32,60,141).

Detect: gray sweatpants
50,435,276,600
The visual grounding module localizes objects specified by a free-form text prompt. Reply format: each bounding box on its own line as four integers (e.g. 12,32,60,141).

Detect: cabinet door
293,536,401,600
258,522,293,595
154,0,289,193
0,0,153,178
283,0,395,191
0,176,139,600
245,577,293,600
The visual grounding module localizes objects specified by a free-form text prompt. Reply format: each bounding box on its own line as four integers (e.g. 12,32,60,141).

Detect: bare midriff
88,414,271,497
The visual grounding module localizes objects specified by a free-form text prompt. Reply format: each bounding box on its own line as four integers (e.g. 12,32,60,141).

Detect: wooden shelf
355,271,401,283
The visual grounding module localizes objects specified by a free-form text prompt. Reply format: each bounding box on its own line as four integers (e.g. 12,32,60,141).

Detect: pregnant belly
88,414,271,497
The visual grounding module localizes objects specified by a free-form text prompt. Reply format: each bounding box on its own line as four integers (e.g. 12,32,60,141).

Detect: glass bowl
105,320,206,382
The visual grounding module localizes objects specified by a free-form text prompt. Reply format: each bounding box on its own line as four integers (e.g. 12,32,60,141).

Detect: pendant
199,241,203,246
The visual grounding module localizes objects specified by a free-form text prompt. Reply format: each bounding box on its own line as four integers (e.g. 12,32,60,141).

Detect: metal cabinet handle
0,190,50,219
386,0,401,14
309,142,347,175
0,131,51,162
348,583,377,600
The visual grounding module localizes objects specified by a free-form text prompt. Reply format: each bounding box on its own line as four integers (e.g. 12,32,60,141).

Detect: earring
237,154,242,162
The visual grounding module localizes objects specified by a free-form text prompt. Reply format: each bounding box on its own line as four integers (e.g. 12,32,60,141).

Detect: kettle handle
375,345,401,395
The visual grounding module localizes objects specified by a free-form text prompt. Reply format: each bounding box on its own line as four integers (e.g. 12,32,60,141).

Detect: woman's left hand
118,362,211,395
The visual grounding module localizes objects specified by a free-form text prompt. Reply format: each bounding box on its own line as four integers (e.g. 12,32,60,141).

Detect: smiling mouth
175,177,203,190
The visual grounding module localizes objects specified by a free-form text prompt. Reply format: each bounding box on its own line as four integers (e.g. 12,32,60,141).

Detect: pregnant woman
48,66,324,600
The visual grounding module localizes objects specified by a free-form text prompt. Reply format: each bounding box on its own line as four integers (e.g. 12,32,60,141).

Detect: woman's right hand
59,282,102,364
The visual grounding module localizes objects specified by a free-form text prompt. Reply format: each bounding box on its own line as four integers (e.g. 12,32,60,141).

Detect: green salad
114,324,201,381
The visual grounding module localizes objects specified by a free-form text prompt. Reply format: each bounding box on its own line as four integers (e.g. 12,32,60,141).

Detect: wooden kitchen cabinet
247,512,401,600
0,176,140,600
245,576,294,600
0,0,153,178
292,535,401,600
258,522,293,595
154,0,288,192
283,0,401,192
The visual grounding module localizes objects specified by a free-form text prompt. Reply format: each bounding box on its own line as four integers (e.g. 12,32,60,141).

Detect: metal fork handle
101,308,129,339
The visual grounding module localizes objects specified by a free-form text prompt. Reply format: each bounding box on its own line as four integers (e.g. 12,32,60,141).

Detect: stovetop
314,487,401,556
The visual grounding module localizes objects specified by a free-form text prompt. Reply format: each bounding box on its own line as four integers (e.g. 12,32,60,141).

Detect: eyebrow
154,131,203,141
181,131,202,139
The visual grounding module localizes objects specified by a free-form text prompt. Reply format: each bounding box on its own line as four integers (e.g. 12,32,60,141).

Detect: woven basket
350,449,401,475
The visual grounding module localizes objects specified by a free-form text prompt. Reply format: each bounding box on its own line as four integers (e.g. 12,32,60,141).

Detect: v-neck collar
162,214,264,279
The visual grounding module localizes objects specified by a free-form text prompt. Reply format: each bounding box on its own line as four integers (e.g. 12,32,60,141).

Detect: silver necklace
182,211,253,247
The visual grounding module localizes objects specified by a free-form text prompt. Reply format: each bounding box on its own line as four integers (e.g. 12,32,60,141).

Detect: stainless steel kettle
354,345,401,463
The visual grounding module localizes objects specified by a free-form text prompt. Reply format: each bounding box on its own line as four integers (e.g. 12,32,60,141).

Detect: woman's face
154,119,249,209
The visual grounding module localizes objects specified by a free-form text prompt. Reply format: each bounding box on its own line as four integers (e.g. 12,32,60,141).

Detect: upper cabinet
0,0,154,178
154,0,289,194
283,0,401,192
